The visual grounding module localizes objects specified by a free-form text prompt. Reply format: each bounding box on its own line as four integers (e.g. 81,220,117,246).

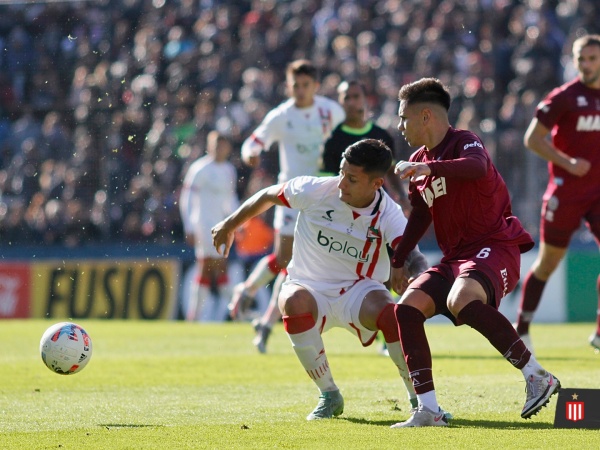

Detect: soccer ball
40,322,93,375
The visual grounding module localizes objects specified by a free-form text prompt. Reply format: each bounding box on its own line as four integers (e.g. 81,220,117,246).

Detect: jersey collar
340,121,374,135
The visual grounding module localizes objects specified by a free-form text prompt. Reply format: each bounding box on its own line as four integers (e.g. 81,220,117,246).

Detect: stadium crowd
0,0,598,248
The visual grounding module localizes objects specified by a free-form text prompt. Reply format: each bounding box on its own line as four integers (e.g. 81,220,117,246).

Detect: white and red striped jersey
278,176,408,296
241,95,345,183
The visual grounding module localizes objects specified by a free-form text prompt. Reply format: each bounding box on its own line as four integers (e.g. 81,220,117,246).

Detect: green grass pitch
1,320,598,449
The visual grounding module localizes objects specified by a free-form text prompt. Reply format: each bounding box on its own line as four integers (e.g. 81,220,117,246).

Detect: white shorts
274,205,298,236
281,278,390,346
195,225,222,259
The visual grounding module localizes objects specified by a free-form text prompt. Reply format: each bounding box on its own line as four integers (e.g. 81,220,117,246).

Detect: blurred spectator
0,0,598,249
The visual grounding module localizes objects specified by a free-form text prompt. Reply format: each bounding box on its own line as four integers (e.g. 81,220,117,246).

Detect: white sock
187,284,210,321
262,272,285,327
521,355,546,379
417,391,439,412
286,325,337,393
385,340,417,407
518,311,535,325
245,256,277,295
215,284,233,321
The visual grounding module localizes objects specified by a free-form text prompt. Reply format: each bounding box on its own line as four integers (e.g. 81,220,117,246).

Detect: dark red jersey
536,78,600,192
392,128,534,267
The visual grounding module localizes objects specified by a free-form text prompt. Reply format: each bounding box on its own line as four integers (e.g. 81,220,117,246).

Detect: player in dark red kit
514,34,600,352
389,78,560,427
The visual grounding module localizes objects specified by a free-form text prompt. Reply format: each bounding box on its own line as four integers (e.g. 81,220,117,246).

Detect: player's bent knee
279,289,317,317
446,299,461,318
397,289,435,317
447,297,480,318
534,260,561,279
375,303,399,342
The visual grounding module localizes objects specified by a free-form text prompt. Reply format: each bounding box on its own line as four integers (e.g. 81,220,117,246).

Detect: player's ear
373,176,385,189
421,107,431,123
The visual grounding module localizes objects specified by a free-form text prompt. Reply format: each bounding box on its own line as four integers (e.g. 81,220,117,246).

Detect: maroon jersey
392,128,534,267
536,78,600,192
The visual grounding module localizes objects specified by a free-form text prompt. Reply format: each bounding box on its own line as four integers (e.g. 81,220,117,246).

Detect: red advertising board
0,262,31,318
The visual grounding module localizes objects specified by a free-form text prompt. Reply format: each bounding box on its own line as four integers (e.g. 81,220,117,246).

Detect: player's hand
390,266,410,296
394,161,431,180
566,157,591,177
211,220,235,258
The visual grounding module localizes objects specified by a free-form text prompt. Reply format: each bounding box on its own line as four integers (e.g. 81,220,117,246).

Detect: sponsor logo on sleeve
463,141,483,150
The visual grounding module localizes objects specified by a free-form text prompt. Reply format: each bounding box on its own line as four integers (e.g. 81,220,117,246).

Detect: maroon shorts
540,182,600,247
409,243,522,324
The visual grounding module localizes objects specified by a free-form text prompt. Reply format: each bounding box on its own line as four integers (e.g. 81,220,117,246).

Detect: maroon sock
395,304,434,394
458,300,531,369
596,274,600,336
516,272,546,335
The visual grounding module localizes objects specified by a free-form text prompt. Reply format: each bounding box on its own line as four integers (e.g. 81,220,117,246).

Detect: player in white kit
213,139,441,421
179,131,239,321
230,60,345,352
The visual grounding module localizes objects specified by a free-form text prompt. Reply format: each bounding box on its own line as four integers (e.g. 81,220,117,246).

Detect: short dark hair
207,130,229,148
341,139,392,176
337,79,367,95
398,77,451,111
286,59,318,80
573,34,600,55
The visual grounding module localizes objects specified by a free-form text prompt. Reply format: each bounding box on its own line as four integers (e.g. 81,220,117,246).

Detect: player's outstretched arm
212,184,285,257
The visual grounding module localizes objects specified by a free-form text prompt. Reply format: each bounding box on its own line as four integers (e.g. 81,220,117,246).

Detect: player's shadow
98,424,165,429
340,417,554,429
